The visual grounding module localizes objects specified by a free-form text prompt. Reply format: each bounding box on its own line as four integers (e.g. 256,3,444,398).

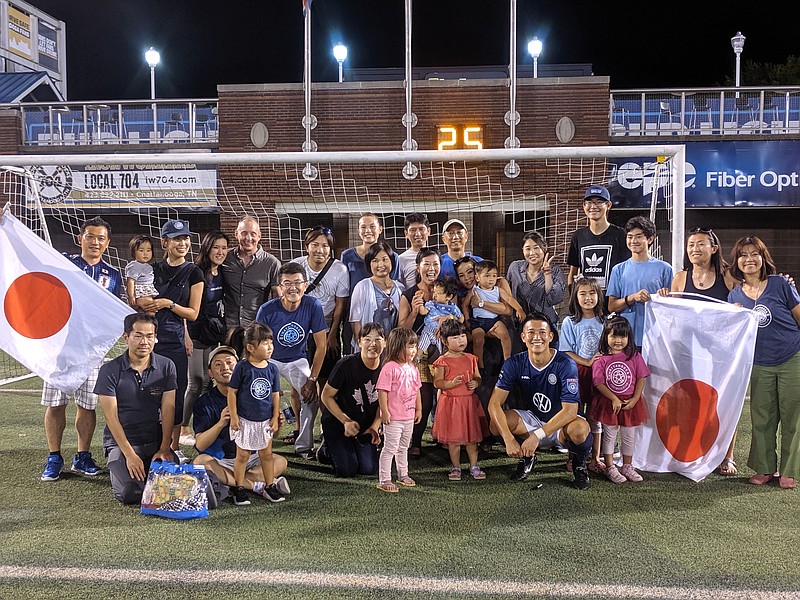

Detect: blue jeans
322,416,378,477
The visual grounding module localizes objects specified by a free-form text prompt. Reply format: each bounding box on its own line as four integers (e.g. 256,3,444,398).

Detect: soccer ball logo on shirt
277,322,306,347
606,362,633,393
250,377,272,400
752,304,772,328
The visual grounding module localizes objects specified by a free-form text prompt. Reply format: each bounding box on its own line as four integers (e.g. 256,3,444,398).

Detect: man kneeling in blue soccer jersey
488,313,593,490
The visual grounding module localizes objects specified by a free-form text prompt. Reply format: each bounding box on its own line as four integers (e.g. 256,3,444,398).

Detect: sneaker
620,464,643,482
233,486,251,506
41,454,64,482
71,451,102,476
174,449,191,465
606,465,626,484
573,465,591,490
296,449,316,461
274,476,292,495
510,455,537,482
316,442,331,465
260,483,286,503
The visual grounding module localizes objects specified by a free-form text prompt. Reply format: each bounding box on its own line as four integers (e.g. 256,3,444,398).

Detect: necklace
693,267,713,289
743,279,766,301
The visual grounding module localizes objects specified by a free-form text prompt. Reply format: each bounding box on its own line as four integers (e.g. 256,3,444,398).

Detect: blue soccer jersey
229,360,281,422
67,254,123,298
255,295,327,363
496,350,581,422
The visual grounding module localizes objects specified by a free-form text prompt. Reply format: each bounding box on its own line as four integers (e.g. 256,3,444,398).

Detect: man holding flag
38,217,123,481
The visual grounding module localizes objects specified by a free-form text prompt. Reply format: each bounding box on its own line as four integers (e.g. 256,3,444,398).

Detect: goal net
0,145,685,386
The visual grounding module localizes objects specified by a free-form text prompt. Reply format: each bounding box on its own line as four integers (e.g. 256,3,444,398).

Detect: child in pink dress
375,328,422,492
432,320,489,481
590,315,650,484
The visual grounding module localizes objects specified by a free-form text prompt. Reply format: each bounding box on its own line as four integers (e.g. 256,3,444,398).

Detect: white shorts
230,417,274,451
270,357,311,393
41,364,101,410
512,409,587,450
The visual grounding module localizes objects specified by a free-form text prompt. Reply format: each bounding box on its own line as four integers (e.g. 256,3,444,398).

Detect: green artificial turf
1,381,799,599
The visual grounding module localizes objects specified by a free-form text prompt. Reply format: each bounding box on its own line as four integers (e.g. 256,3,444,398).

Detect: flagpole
504,0,520,178
302,2,318,180
401,0,418,180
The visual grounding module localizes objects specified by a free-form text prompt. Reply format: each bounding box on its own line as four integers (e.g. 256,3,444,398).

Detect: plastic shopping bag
140,461,209,520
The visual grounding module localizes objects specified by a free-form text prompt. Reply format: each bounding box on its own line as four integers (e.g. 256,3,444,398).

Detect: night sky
30,0,800,101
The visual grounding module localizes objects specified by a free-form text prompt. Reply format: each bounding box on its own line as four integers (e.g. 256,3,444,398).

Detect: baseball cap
208,345,238,368
583,185,611,202
442,218,467,232
160,219,193,238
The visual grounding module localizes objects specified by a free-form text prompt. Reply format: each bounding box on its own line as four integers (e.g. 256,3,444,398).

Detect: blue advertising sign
607,140,800,208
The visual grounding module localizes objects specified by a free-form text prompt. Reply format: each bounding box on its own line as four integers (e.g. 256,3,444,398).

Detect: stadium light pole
731,31,745,98
145,47,160,141
333,43,348,83
528,37,542,78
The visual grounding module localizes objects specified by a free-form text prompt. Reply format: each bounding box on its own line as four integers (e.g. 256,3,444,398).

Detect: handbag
140,461,210,520
195,316,226,346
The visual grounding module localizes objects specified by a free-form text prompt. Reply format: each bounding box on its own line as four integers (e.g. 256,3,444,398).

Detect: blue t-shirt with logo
559,315,604,360
728,275,800,366
229,359,281,422
496,350,581,422
255,295,327,363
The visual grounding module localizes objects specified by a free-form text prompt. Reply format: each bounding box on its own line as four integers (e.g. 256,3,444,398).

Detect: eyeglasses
309,226,333,236
444,229,465,238
453,256,475,267
129,332,156,342
280,280,307,289
689,227,713,235
583,199,609,207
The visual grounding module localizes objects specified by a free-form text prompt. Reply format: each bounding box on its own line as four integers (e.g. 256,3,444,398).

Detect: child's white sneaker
606,465,626,484
620,464,643,482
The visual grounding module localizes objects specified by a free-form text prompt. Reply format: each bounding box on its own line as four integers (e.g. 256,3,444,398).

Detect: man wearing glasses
255,263,327,459
397,213,431,288
566,185,630,293
440,218,483,278
94,313,177,504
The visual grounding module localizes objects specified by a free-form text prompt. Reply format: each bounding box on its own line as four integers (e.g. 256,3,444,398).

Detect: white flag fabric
0,211,134,395
635,294,758,481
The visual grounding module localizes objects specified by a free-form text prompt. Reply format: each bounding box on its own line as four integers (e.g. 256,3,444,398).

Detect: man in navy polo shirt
94,313,177,504
488,313,593,490
192,346,290,504
256,262,327,459
40,216,123,482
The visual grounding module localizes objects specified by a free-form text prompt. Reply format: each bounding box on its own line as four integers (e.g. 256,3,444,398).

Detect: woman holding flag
727,236,800,490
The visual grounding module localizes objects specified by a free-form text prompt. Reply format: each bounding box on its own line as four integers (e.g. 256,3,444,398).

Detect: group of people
38,182,800,507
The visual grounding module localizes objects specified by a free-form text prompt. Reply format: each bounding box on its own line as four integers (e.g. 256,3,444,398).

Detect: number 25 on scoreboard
437,125,484,151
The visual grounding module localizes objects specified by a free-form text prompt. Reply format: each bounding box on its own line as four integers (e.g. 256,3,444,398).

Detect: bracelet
624,295,631,307
308,375,317,382
533,427,546,441
168,301,176,310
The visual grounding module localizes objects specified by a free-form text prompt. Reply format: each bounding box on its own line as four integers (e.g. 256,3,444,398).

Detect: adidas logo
586,253,604,267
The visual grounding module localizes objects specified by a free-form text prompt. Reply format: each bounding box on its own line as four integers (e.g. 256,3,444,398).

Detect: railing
14,99,218,146
609,86,800,137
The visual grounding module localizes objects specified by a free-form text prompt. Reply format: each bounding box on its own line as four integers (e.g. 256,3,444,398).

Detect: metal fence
17,99,218,146
610,86,800,137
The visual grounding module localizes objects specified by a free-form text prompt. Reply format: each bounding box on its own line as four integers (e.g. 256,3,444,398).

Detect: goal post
0,144,686,387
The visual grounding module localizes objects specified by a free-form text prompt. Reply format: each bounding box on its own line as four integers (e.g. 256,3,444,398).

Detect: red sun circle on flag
656,379,720,463
4,272,72,339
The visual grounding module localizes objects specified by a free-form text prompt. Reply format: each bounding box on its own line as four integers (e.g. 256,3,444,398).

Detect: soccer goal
0,145,685,386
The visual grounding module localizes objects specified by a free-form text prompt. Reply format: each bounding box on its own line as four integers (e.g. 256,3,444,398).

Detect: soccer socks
566,432,593,464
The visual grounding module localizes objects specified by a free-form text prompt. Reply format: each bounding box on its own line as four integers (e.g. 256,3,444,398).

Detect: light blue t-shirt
606,257,673,347
559,315,604,360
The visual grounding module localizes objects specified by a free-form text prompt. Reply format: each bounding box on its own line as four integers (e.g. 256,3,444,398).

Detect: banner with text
27,164,218,211
37,21,59,72
608,140,800,208
8,5,32,59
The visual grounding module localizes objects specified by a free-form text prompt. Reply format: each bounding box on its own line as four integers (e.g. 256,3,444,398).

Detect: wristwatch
478,300,485,308
168,301,176,310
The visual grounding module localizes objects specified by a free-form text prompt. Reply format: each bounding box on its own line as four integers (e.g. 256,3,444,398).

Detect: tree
724,56,800,86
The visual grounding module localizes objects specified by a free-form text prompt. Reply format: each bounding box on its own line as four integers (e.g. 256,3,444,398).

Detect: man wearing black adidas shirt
488,314,593,490
567,185,630,293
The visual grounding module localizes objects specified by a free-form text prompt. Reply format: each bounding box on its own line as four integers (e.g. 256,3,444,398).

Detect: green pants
748,352,800,479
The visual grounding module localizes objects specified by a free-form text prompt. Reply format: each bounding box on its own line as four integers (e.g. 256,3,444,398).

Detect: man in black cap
566,185,630,294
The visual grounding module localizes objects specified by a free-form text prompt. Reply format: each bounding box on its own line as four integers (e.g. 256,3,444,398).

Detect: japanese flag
0,210,134,395
635,294,758,481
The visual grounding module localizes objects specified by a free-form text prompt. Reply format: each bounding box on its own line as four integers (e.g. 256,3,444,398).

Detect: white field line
0,566,796,599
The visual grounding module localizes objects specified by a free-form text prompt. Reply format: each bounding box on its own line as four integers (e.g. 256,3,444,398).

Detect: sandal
718,458,737,476
397,476,416,487
376,481,399,493
282,430,299,445
469,465,486,480
448,467,462,481
588,460,606,475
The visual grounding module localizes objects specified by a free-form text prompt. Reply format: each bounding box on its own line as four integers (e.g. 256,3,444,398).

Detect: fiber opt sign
609,140,800,208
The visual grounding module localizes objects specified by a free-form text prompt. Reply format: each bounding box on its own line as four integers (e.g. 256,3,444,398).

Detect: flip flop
718,458,737,476
376,481,399,493
397,476,416,487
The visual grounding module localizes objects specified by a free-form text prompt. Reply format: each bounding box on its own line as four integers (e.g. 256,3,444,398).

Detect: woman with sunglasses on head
666,227,740,475
397,247,441,458
727,236,800,490
349,241,404,353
